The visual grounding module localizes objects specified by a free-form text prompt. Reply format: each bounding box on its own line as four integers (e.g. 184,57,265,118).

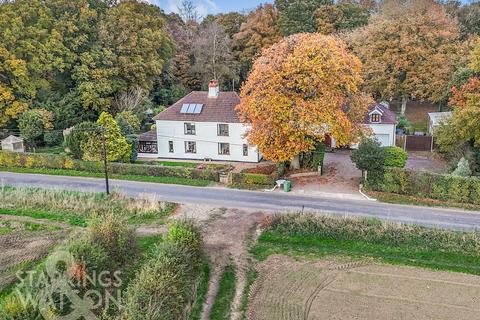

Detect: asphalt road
1,172,480,231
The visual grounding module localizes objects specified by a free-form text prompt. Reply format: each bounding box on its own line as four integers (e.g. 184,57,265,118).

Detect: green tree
65,121,100,159
18,109,54,149
116,111,140,132
82,112,131,162
99,1,175,90
275,0,333,35
315,3,369,34
351,138,386,180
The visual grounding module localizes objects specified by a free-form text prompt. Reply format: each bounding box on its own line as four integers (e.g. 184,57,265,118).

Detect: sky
149,0,272,17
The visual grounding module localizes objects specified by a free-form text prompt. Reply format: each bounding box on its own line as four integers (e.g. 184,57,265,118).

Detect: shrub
122,242,202,320
383,146,408,168
68,238,109,273
167,219,203,256
65,122,99,159
370,167,480,205
229,172,275,186
452,157,472,177
0,151,221,182
1,295,41,319
43,131,64,147
82,112,131,163
86,213,137,266
351,138,386,180
125,134,139,163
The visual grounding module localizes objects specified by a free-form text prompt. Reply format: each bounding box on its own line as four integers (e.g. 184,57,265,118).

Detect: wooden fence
396,135,434,152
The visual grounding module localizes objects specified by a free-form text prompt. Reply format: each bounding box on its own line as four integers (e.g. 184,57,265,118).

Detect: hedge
369,167,480,205
229,172,276,186
0,151,220,182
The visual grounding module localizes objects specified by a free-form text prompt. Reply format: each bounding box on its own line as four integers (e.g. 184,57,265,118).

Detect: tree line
0,0,479,164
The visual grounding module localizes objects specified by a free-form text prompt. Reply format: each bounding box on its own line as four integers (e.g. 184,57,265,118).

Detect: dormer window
371,113,381,123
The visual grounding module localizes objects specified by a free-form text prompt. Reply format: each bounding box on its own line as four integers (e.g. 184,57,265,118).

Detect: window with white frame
168,141,174,153
370,113,381,123
217,124,229,136
218,143,230,155
243,144,248,156
185,141,196,153
184,123,196,135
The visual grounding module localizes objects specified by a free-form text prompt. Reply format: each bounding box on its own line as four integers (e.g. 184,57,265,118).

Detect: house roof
153,91,241,123
364,104,397,125
138,130,157,142
1,135,23,144
428,112,452,126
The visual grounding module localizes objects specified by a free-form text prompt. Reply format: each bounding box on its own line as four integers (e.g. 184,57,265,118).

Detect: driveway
2,172,480,231
289,150,363,200
406,152,447,173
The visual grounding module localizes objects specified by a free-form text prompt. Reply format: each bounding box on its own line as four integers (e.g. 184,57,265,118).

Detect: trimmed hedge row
369,167,480,205
0,151,220,182
229,172,276,186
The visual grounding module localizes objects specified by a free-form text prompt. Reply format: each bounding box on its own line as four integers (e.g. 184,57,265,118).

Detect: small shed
1,135,25,153
428,112,452,134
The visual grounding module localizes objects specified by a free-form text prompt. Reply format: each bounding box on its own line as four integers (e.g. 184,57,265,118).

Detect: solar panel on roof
193,104,203,114
180,103,204,114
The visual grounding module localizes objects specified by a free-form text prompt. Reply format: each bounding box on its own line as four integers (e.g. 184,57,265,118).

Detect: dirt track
249,255,480,320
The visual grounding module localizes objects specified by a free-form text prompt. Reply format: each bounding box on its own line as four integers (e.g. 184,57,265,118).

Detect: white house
364,104,397,147
139,80,261,163
329,104,397,148
428,112,452,135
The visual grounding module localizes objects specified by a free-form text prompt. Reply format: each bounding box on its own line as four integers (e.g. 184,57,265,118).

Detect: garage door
374,134,391,147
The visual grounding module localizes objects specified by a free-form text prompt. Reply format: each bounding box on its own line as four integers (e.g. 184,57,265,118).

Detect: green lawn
369,191,480,211
0,208,87,227
252,214,480,276
35,146,66,155
0,167,212,187
210,265,237,320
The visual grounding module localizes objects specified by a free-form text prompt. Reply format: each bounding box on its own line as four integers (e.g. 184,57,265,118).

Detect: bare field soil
0,217,68,291
248,255,480,320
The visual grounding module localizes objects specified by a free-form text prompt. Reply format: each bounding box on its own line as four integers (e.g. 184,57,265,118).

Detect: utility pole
100,126,110,196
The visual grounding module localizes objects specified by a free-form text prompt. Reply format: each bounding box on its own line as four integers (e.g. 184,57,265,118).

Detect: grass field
368,190,480,211
0,167,213,187
246,213,480,319
252,214,480,275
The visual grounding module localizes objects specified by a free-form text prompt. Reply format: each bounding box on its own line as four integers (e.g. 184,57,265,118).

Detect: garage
374,134,391,147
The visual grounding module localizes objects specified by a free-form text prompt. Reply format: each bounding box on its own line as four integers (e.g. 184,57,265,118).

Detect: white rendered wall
155,120,260,162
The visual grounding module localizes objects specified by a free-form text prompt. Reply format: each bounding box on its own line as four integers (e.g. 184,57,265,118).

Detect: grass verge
0,186,175,226
210,265,237,320
368,190,480,211
189,261,211,320
252,214,480,275
0,208,86,227
0,167,212,187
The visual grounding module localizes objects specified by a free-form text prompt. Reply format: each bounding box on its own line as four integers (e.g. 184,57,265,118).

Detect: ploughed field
0,216,68,292
248,255,480,320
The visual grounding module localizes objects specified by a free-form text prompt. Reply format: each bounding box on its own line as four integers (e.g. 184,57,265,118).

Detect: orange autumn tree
237,33,371,162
